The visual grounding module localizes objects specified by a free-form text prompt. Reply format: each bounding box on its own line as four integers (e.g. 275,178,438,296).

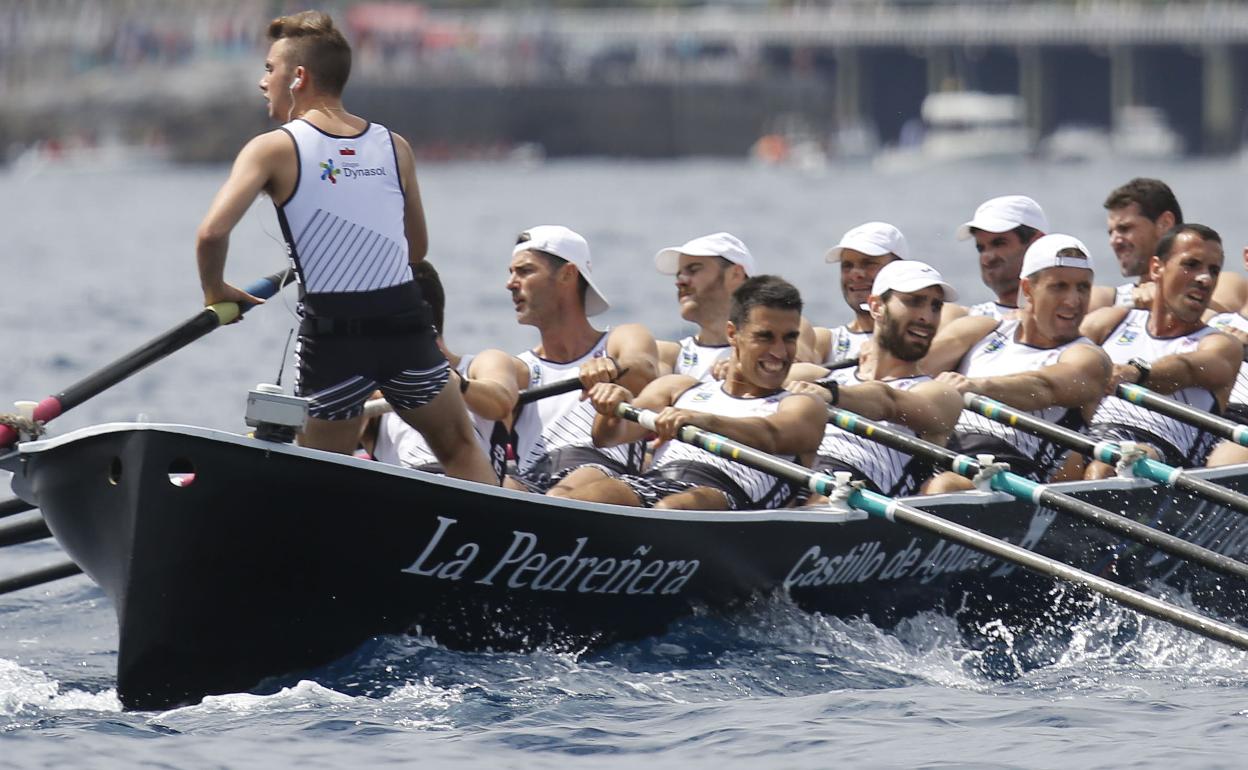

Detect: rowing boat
6,421,1248,710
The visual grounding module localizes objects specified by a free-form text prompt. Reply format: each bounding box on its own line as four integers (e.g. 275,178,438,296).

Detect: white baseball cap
654,232,756,276
825,221,911,263
870,260,959,302
956,195,1050,240
1020,233,1095,279
514,225,611,316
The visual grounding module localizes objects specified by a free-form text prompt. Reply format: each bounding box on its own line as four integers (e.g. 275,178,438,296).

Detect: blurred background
6,0,1248,169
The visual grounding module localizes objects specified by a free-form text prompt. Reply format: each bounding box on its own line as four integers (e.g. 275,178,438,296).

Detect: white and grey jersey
1207,312,1248,407
1115,281,1136,308
513,332,643,475
651,380,797,508
967,301,1017,321
673,336,731,381
1091,309,1221,459
953,318,1092,475
373,355,507,477
815,366,932,497
822,325,871,366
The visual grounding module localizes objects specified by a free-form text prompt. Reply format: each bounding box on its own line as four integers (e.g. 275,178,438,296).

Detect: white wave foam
0,658,120,715
153,679,354,720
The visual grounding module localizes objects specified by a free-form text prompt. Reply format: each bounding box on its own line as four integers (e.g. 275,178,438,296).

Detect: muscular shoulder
1057,342,1111,377
1088,284,1118,312
1079,305,1130,343
608,323,658,351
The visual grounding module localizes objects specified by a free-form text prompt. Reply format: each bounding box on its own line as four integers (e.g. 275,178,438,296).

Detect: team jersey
953,319,1092,475
277,119,417,319
822,324,871,366
1115,281,1137,308
672,336,731,381
651,380,798,508
967,301,1017,321
1207,312,1248,406
513,332,642,474
815,366,932,496
1091,309,1221,460
373,355,507,477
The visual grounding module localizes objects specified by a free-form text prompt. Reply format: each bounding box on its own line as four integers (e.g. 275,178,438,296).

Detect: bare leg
1049,451,1085,482
547,466,610,498
561,477,643,507
395,382,499,486
654,487,731,511
1206,440,1248,468
922,471,974,495
299,414,368,454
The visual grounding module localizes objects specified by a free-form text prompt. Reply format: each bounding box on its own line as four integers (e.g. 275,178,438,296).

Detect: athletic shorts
946,433,1047,482
1226,404,1248,426
597,461,755,510
810,457,883,495
1086,423,1206,469
295,322,449,421
509,445,633,495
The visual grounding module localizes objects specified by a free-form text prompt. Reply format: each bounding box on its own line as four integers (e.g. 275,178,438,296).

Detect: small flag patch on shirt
339,147,356,156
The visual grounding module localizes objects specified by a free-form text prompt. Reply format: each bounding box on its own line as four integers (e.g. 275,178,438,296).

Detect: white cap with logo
825,221,911,263
956,195,1050,240
654,232,756,276
514,225,611,316
870,260,959,302
1020,233,1095,279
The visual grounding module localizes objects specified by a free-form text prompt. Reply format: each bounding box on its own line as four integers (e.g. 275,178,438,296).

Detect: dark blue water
4,159,1248,767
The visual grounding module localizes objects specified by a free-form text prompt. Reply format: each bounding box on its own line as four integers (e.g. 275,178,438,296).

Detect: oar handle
517,367,629,406
1,270,294,449
1117,383,1248,447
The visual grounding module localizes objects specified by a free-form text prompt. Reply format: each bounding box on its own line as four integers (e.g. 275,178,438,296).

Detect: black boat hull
8,424,1248,710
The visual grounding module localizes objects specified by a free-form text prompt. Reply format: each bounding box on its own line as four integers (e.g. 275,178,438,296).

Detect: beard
876,309,932,362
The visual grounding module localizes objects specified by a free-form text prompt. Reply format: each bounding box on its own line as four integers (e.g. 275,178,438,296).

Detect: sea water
3,157,1248,767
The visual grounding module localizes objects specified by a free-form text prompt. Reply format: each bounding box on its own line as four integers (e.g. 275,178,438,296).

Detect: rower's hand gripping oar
613,402,1248,651
1117,382,1248,447
0,270,295,449
963,393,1248,516
826,405,1248,583
363,370,624,419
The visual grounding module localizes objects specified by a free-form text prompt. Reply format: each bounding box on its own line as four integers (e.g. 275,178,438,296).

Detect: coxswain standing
194,10,496,484
505,225,660,494
1079,224,1242,478
921,234,1110,491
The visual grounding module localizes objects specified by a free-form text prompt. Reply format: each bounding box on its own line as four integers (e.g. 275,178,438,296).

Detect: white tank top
955,319,1092,469
1091,309,1220,456
817,366,931,496
673,336,731,381
513,332,640,474
373,356,506,476
278,120,411,307
1208,312,1248,406
651,380,797,507
822,325,871,365
967,301,1016,320
1115,281,1136,307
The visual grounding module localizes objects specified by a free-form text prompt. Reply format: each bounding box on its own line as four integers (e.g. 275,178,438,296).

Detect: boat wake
0,658,120,717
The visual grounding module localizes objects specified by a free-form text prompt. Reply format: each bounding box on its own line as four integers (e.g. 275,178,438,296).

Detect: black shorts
947,433,1046,482
1227,404,1248,426
295,319,449,421
1086,424,1193,468
509,446,633,494
617,462,751,510
809,457,883,495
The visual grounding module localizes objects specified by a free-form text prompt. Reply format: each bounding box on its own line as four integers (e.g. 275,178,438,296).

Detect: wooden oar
0,560,82,596
0,517,52,548
825,406,1248,582
964,393,1248,515
614,402,1248,651
1117,383,1248,447
363,374,607,419
0,498,35,520
0,270,294,449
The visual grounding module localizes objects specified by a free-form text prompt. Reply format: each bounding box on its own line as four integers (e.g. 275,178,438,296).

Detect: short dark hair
1104,178,1183,225
729,275,803,328
1156,223,1222,261
268,11,352,96
514,231,589,306
411,261,445,334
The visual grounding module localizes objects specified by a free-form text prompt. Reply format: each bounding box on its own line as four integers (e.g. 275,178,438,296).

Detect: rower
1205,245,1248,467
193,10,497,485
787,260,963,498
809,221,907,365
558,276,827,510
505,225,659,494
941,195,1049,323
653,232,754,380
1080,224,1242,478
368,261,526,481
922,234,1110,491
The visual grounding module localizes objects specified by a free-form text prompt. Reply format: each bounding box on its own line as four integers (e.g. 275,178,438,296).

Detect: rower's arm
1078,305,1129,344
796,316,820,363
836,380,961,442
1211,271,1248,315
656,339,680,377
959,344,1111,412
920,315,996,375
1087,285,1118,312
784,362,831,385
605,323,660,394
588,375,693,447
463,349,523,422
391,132,429,263
674,392,826,456
939,302,969,327
810,325,832,364
1137,332,1243,401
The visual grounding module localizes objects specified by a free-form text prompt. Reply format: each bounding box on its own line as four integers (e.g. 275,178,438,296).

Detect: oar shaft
0,517,52,548
2,271,292,449
0,560,82,596
856,489,1248,651
616,403,1248,651
0,497,36,519
827,406,1248,582
1118,383,1248,447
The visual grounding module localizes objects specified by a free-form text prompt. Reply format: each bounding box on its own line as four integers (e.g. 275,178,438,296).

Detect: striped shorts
295,325,450,421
